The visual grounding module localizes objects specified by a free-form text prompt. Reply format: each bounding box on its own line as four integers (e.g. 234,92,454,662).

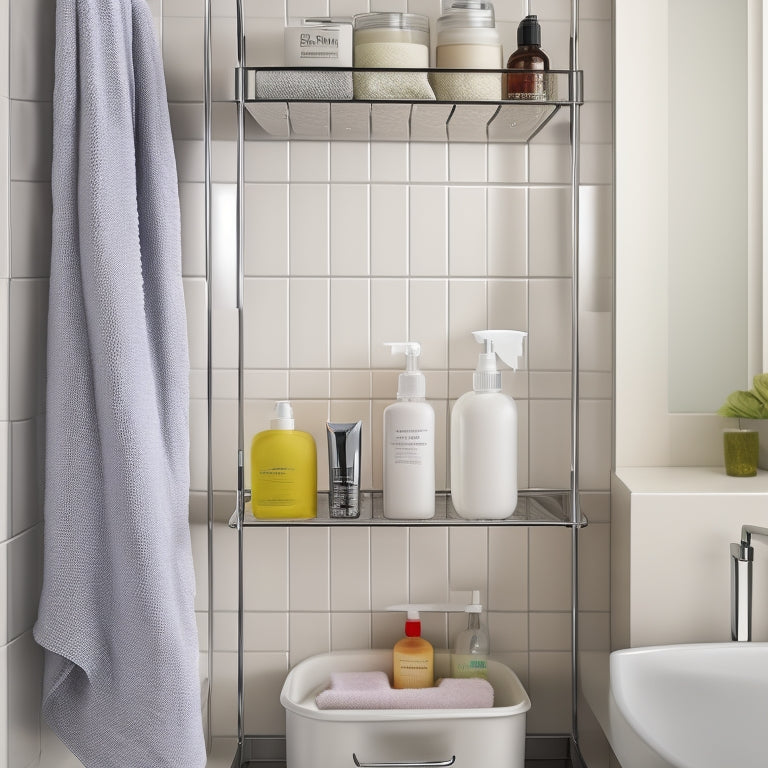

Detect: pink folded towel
315,672,494,710
327,671,391,691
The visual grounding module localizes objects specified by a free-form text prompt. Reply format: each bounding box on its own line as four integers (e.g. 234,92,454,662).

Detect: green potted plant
719,373,768,470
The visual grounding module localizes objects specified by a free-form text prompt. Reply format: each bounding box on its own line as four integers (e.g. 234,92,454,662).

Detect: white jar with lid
430,0,502,101
353,13,435,100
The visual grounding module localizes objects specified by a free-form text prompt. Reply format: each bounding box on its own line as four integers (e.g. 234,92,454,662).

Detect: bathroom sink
610,642,768,768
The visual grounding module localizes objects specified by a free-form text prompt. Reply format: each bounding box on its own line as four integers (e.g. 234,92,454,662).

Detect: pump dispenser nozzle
404,609,422,637
271,400,295,430
465,589,482,613
385,342,426,400
471,330,526,393
517,14,541,46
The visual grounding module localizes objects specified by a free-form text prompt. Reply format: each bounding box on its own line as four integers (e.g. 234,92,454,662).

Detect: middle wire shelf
229,489,587,528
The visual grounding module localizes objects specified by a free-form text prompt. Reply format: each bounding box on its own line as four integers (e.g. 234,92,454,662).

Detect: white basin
610,642,768,768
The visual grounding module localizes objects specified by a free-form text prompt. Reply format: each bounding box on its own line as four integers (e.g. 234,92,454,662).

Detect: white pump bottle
383,342,435,519
450,330,527,520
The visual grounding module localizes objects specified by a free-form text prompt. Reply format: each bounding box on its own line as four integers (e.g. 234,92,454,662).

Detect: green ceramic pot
738,419,768,470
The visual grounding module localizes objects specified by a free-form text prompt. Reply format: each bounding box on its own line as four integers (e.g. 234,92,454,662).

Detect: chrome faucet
730,524,768,641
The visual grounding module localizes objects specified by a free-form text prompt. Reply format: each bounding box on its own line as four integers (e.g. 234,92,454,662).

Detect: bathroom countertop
615,466,768,495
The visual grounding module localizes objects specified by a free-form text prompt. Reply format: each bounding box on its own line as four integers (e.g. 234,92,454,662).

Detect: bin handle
352,755,456,768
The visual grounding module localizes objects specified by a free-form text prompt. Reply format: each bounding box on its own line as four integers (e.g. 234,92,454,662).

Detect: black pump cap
517,14,541,46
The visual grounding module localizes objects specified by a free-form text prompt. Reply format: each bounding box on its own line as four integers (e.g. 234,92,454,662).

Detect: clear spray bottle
451,590,490,678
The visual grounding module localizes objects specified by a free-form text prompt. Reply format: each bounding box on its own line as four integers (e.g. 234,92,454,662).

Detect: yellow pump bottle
393,610,434,689
250,401,317,519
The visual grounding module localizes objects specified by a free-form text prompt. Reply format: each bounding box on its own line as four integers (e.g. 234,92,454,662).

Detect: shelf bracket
570,70,584,104
234,66,246,104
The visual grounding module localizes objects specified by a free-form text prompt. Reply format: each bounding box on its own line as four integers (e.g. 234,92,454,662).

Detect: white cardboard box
284,20,353,68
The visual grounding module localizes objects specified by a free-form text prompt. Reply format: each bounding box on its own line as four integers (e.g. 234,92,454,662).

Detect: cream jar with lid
353,13,435,100
430,0,502,101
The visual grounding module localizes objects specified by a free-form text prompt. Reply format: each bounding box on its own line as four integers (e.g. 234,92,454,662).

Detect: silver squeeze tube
326,421,362,518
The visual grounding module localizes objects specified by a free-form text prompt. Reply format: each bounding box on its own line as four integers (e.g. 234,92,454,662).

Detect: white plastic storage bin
280,649,531,768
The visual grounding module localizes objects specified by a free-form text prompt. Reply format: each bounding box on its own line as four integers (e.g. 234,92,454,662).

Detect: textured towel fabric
327,670,392,691
353,71,436,101
315,676,494,710
255,70,353,100
32,1,205,767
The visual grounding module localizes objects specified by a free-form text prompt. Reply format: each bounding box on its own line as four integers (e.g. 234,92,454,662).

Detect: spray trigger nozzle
470,330,527,393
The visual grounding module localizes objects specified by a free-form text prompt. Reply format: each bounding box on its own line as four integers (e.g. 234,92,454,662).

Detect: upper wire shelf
238,67,582,143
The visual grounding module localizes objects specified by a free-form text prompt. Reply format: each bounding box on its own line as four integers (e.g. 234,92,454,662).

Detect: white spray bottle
382,342,435,519
450,330,526,519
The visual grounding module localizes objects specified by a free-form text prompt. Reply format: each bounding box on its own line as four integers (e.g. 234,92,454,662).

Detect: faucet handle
741,524,768,548
731,541,754,562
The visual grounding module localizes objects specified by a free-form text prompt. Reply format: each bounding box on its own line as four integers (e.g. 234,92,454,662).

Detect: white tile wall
371,279,407,364
10,419,43,537
370,185,408,275
9,102,52,183
179,183,207,275
2,0,54,764
448,187,486,276
9,183,52,279
8,279,48,422
7,632,42,768
9,0,54,102
7,527,42,642
0,103,7,283
0,281,7,424
246,184,289,275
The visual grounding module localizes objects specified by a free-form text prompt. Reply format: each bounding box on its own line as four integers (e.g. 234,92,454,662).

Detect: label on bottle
395,657,432,687
507,71,546,100
451,653,488,679
388,426,430,466
383,405,435,519
256,466,297,506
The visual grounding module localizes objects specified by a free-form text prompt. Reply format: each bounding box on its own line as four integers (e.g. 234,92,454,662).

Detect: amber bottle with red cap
393,610,434,689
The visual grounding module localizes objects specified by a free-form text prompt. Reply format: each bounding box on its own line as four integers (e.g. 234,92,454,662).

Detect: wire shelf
240,67,582,142
229,489,587,528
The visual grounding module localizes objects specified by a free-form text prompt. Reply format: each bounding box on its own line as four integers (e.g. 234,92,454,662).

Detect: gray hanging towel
33,1,206,766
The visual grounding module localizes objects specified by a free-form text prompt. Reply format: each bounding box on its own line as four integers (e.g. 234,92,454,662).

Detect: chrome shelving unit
224,1,585,765
229,489,587,528
238,67,581,143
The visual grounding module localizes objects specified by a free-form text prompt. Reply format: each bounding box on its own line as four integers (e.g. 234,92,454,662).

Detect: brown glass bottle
506,14,549,100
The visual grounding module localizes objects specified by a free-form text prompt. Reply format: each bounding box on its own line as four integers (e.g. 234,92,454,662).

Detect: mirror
667,0,761,413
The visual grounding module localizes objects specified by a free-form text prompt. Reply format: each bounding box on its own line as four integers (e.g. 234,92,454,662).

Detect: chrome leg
731,524,768,642
730,541,753,642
